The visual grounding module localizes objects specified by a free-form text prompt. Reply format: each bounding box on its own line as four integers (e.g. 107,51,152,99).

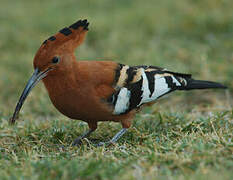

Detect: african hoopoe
10,19,227,146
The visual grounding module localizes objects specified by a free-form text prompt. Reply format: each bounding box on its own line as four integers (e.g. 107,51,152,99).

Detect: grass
0,0,233,179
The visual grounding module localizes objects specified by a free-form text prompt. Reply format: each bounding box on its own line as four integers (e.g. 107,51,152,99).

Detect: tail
183,79,227,90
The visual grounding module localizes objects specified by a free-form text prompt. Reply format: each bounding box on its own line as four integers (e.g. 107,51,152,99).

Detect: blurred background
0,0,232,118
0,1,232,179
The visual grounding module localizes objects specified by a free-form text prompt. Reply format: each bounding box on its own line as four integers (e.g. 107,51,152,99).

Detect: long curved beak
10,68,51,124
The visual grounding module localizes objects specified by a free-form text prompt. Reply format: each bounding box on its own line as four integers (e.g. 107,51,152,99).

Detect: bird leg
72,129,95,146
96,128,128,147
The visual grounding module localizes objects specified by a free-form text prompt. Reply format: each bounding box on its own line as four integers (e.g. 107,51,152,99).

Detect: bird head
10,19,89,124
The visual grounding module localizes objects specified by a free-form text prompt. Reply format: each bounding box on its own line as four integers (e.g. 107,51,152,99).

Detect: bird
10,19,227,146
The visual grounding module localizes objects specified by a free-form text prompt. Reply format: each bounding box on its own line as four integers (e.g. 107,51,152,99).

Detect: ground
0,0,232,179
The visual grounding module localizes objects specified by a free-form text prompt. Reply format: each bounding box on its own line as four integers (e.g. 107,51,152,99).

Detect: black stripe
69,19,89,30
153,71,169,75
83,23,89,30
42,39,48,44
114,63,124,85
48,36,56,41
81,19,89,30
133,65,149,69
81,19,87,26
164,71,192,78
113,90,121,106
165,76,177,89
59,27,72,36
126,67,136,84
127,78,143,111
69,20,82,29
145,72,155,97
148,65,164,70
133,65,163,71
107,90,120,105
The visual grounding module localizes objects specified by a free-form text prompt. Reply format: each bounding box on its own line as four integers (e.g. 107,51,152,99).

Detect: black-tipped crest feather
43,19,89,45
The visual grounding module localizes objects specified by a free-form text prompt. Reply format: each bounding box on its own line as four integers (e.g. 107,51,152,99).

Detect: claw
96,142,106,147
95,141,115,147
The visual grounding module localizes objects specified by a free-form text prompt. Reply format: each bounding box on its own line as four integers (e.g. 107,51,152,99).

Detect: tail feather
184,79,227,90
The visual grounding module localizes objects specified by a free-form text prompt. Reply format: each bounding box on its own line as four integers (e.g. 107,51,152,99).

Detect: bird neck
42,57,79,96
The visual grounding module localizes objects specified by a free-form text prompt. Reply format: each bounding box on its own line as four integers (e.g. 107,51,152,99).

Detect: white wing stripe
113,88,131,115
171,76,181,86
138,69,151,106
151,75,171,99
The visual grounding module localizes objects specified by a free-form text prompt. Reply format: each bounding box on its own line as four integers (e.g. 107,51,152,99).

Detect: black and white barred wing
110,65,189,115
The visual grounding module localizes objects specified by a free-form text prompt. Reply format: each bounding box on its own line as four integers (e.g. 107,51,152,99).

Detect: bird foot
95,141,114,147
58,144,66,151
96,142,106,147
72,138,83,146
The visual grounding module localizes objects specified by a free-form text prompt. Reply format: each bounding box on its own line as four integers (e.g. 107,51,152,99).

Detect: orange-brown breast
42,60,131,123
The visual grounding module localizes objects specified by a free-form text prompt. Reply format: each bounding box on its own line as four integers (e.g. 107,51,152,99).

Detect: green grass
0,0,233,179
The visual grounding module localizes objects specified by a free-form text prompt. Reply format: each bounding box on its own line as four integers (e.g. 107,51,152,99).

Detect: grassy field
0,0,233,179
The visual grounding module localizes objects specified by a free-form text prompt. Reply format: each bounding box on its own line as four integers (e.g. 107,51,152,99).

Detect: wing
108,64,192,115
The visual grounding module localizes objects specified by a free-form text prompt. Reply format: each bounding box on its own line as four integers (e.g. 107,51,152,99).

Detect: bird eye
52,56,60,64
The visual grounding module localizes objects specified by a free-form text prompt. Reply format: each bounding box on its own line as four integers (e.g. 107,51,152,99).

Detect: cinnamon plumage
10,19,227,146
